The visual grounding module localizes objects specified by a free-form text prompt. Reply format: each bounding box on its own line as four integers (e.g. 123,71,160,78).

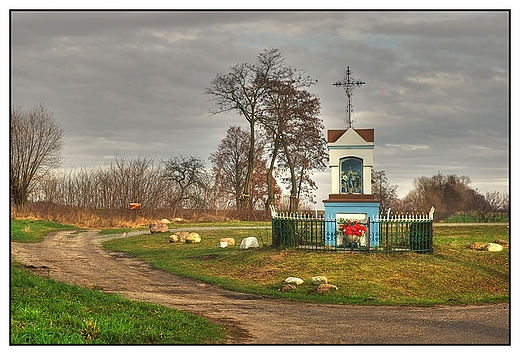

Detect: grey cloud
10,10,510,203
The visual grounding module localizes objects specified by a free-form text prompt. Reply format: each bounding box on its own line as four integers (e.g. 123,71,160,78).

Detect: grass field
103,223,509,306
10,264,227,344
11,219,509,344
10,219,79,243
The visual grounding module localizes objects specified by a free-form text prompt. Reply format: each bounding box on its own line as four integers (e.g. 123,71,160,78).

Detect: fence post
367,217,371,253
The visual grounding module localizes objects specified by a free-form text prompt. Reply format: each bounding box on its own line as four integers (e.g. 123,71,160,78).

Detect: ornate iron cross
333,66,365,129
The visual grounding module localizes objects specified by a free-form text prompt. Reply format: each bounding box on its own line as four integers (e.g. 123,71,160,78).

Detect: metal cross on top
333,66,365,129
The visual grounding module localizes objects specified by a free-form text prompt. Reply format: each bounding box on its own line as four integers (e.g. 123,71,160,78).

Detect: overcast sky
9,8,511,208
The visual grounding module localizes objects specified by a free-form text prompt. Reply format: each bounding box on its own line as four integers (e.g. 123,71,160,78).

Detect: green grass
10,263,227,344
103,224,509,306
442,213,509,223
10,219,79,243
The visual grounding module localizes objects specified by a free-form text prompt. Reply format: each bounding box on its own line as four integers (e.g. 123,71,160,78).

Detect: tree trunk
241,120,255,210
265,138,280,211
282,139,298,213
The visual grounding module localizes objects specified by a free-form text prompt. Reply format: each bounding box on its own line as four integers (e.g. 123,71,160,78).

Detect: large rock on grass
219,238,235,247
170,231,199,243
484,243,503,252
285,277,304,285
186,232,201,243
240,236,259,249
469,242,504,251
149,223,169,234
312,276,328,285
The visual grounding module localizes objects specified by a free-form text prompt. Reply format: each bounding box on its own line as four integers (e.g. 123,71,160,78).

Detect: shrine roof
327,128,374,143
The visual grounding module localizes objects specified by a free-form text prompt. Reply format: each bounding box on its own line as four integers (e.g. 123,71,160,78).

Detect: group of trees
30,155,216,216
9,103,319,217
10,49,509,222
204,48,327,212
374,171,509,222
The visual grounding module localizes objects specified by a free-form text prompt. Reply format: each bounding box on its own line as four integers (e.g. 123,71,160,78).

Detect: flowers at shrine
339,220,367,236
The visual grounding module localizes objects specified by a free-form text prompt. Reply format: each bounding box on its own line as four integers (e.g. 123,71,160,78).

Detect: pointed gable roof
327,128,374,144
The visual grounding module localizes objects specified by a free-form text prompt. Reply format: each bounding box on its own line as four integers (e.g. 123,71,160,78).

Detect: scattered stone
484,243,503,252
469,242,505,252
171,231,190,242
285,277,304,285
316,284,338,294
169,232,201,243
278,284,296,292
311,276,328,285
160,219,171,224
149,223,169,234
186,232,201,243
240,237,259,249
469,242,488,250
219,241,229,248
219,238,235,247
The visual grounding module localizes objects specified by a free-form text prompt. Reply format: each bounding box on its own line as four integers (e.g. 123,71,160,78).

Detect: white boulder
285,277,304,285
484,243,503,252
240,236,259,249
312,276,328,285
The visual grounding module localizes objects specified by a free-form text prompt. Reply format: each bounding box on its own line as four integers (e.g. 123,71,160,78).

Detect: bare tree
210,126,279,210
10,103,65,205
261,78,325,212
204,49,297,210
466,190,509,222
31,155,170,211
371,170,398,213
163,155,209,217
209,126,250,209
106,155,169,209
402,175,446,219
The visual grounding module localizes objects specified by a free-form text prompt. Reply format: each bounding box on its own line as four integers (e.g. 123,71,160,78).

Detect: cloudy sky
9,8,511,208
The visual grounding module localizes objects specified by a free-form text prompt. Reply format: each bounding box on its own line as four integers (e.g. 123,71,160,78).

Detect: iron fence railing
271,211,434,253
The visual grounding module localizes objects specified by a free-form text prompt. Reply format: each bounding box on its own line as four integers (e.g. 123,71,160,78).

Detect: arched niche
340,157,363,194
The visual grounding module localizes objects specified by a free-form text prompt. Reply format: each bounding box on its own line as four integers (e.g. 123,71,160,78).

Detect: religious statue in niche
340,158,363,194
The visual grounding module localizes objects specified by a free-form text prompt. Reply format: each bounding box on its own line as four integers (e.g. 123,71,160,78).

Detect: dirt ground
10,230,510,345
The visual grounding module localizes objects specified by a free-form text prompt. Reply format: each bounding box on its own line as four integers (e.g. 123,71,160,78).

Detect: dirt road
10,230,510,345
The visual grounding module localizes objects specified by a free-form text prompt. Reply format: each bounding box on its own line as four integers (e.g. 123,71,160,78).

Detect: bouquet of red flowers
339,220,367,236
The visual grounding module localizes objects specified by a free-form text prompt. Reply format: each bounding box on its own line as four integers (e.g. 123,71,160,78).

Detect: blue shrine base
323,199,380,247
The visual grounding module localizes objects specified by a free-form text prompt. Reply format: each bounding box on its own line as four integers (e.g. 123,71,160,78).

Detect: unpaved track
11,230,510,344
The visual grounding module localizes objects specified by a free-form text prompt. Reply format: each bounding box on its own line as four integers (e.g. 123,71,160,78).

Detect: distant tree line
373,170,509,222
9,102,318,216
